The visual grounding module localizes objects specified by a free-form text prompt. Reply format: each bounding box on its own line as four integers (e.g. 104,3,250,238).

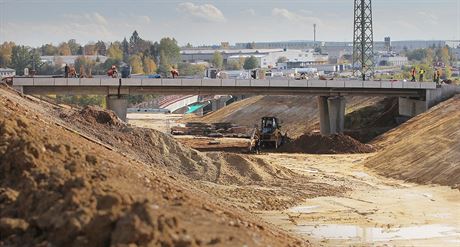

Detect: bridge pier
317,96,346,135
106,95,128,121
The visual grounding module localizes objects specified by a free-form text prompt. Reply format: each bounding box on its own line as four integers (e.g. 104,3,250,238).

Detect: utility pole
313,24,317,45
353,0,374,81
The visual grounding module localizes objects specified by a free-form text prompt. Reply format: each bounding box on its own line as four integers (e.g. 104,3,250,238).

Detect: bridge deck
12,78,436,97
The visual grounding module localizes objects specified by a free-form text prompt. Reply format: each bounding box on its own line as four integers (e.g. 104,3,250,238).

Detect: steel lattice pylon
353,0,374,81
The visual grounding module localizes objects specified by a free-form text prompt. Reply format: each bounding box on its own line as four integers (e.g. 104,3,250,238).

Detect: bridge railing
12,77,437,89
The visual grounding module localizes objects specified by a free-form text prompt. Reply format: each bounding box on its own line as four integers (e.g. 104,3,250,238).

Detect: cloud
417,11,438,25
136,15,151,24
177,2,226,23
272,8,321,25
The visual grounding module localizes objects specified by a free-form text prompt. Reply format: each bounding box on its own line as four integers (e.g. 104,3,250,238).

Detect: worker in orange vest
410,68,416,82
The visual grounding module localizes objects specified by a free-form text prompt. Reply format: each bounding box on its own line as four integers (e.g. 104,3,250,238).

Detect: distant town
1,32,459,84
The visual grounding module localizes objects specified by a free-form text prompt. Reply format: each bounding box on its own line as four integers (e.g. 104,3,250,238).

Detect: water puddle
291,224,460,242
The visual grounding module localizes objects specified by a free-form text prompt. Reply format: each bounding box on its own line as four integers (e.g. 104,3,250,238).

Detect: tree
0,41,15,67
149,42,160,64
143,57,157,74
77,46,84,55
406,49,428,61
440,46,451,65
277,56,288,64
122,38,129,62
243,56,259,70
40,44,58,56
226,60,242,70
84,44,96,55
68,39,81,55
107,43,123,61
211,51,223,69
178,63,206,77
11,46,31,75
74,56,95,76
58,42,71,56
158,50,171,76
129,54,143,74
95,41,107,56
159,37,180,66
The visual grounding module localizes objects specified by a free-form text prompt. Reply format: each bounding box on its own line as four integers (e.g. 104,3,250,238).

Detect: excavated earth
366,95,460,189
0,84,312,246
279,133,375,154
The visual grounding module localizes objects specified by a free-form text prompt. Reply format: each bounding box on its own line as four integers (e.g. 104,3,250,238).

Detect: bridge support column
317,96,346,135
106,95,128,122
317,96,330,135
327,96,346,134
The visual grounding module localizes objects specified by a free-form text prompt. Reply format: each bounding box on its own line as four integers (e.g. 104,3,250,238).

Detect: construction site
1,0,460,246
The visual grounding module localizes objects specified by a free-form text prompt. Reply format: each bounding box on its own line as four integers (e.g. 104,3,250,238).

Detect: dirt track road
256,153,460,246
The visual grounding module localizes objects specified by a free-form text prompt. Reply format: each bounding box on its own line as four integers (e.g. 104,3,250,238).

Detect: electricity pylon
353,0,375,81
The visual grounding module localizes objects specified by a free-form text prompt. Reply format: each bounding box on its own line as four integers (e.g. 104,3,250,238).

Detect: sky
0,0,459,47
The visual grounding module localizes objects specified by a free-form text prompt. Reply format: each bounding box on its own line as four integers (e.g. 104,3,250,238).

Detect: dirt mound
0,86,305,246
72,106,123,126
280,133,375,154
365,95,460,189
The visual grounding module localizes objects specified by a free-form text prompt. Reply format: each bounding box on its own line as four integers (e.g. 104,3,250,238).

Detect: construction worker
411,68,416,82
419,68,425,82
171,68,179,78
433,69,442,85
64,64,69,78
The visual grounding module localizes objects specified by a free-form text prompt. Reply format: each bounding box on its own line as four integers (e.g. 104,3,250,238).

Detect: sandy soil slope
0,85,307,246
365,95,460,189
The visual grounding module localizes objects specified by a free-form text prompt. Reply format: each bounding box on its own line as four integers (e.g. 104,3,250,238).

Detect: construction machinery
249,117,286,152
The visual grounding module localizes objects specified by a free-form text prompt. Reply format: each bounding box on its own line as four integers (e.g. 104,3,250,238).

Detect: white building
0,68,16,78
227,49,328,69
40,55,108,66
376,54,409,66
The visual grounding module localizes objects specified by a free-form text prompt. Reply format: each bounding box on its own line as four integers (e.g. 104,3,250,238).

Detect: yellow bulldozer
249,117,287,153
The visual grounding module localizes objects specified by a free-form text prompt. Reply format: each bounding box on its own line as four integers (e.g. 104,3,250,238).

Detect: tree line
0,31,188,77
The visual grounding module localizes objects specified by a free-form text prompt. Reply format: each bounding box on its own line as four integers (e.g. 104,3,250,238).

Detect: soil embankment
280,133,375,154
365,95,460,189
0,85,308,246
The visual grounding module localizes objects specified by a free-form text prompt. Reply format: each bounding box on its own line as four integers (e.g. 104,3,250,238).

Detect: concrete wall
399,84,460,117
426,84,460,108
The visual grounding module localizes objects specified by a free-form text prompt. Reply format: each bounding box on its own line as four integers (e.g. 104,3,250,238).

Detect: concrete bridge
12,77,451,135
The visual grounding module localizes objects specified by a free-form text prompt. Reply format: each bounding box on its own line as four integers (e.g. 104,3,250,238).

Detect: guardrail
12,77,437,89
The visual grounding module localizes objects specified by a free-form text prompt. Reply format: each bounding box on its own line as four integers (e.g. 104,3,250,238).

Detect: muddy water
257,154,460,246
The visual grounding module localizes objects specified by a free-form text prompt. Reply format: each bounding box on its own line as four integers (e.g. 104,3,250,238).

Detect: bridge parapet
12,77,436,90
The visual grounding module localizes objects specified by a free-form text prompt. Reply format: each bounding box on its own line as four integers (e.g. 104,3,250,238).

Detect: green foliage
277,56,288,64
128,95,156,106
177,63,206,77
211,51,223,69
67,39,81,55
143,57,157,74
129,54,144,74
11,46,32,75
158,50,171,76
95,41,107,56
56,95,105,107
406,49,428,61
226,60,242,70
243,56,259,70
40,44,58,56
74,56,95,76
159,37,180,66
0,42,15,67
107,43,123,61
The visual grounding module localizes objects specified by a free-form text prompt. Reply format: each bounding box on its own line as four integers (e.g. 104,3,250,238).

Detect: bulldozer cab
261,117,280,134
